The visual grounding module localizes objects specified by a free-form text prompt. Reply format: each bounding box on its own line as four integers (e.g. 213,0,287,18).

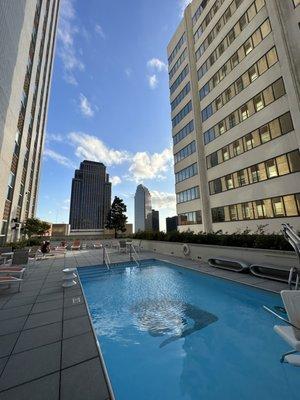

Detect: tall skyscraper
151,209,160,232
69,161,112,230
134,184,152,232
0,0,60,243
166,216,178,233
168,0,300,234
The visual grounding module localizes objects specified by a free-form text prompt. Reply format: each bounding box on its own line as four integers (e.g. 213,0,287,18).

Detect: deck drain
72,297,81,304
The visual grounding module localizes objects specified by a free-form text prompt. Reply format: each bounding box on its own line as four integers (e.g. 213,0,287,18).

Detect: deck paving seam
0,259,54,382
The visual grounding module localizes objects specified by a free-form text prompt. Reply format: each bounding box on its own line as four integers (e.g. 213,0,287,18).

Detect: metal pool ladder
103,247,111,270
129,244,140,267
282,223,300,290
288,267,299,290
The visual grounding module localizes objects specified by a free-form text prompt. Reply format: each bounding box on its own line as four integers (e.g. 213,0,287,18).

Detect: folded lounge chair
273,290,300,366
250,264,295,284
0,267,26,278
208,257,250,272
0,276,22,292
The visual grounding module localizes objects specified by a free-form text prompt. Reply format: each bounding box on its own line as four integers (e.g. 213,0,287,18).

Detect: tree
22,218,51,238
105,196,127,238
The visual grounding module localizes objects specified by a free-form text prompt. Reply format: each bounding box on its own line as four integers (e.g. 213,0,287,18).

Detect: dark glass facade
69,161,111,230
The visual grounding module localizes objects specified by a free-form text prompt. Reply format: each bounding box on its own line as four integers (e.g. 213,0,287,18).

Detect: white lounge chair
273,290,300,366
0,276,23,292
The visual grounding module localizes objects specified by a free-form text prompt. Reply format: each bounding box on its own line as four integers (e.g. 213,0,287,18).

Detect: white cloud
46,133,64,142
95,24,105,38
57,0,84,85
179,0,192,16
150,191,176,213
128,148,173,182
43,149,75,168
68,132,130,166
79,94,95,117
111,176,122,186
125,68,132,78
148,74,158,89
62,198,70,211
49,131,173,183
147,58,167,72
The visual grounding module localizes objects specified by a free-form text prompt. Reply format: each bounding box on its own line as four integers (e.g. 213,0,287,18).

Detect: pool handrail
129,244,140,267
103,247,111,270
263,305,299,329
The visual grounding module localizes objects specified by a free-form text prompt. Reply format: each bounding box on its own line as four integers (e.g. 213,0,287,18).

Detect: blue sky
38,0,190,231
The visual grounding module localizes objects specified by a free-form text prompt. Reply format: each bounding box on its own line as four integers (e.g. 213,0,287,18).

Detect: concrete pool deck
0,249,290,399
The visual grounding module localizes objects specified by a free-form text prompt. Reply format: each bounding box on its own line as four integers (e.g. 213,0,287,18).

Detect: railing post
103,247,105,265
130,244,132,261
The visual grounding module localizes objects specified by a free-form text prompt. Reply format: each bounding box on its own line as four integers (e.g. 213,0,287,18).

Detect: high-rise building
69,161,112,230
0,0,60,244
134,184,152,232
166,216,178,233
151,209,160,232
168,0,300,234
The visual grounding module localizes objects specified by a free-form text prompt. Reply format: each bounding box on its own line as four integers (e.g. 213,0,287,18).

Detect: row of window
174,140,196,164
197,2,267,81
169,48,187,80
171,82,191,112
170,65,189,95
203,78,286,145
199,18,272,100
206,113,294,169
209,150,300,195
192,0,209,25
168,33,186,65
212,193,300,222
194,0,227,41
173,120,194,146
175,162,198,184
177,186,200,204
172,101,192,128
195,0,243,60
178,210,202,225
201,47,278,122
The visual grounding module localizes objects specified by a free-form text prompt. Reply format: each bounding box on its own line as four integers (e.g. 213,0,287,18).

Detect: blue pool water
78,259,300,400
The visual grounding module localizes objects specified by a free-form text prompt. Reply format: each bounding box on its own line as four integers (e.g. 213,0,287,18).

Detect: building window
273,78,286,99
0,221,8,236
177,186,200,203
254,94,264,112
199,83,210,100
179,210,202,225
212,207,225,222
175,163,198,183
211,193,300,223
209,151,299,194
272,197,285,217
174,141,196,164
173,120,194,145
260,19,271,39
240,105,249,120
172,101,192,127
279,112,294,134
288,150,300,172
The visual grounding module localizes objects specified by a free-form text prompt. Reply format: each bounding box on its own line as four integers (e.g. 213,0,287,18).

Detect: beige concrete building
0,0,60,244
168,0,300,234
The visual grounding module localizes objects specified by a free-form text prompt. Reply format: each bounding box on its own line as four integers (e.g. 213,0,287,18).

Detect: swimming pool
78,259,300,400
